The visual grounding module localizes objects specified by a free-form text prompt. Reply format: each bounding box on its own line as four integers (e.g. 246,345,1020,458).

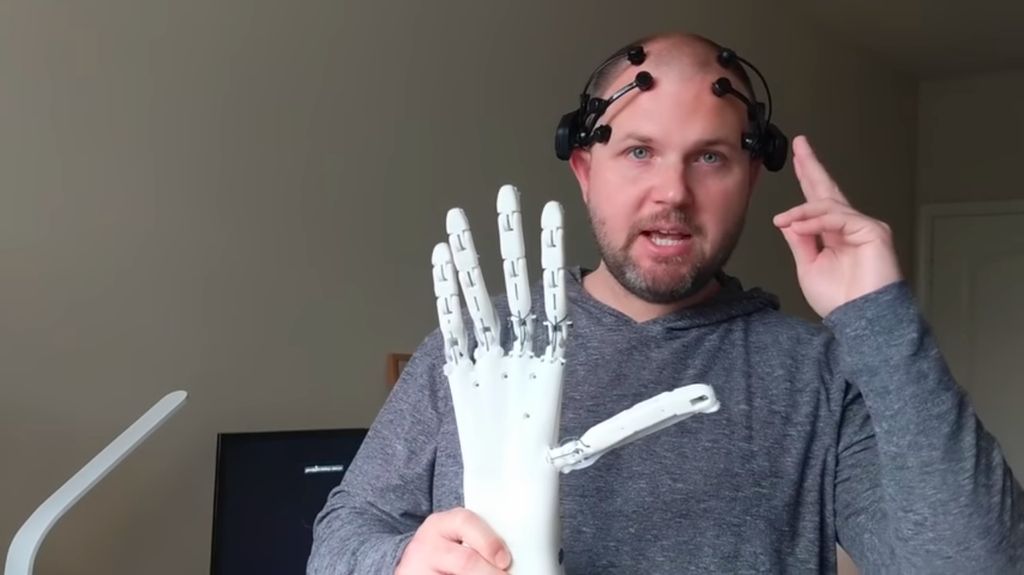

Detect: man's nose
650,160,692,206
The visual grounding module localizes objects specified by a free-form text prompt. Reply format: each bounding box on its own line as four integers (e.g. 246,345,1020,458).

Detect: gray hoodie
308,268,1023,574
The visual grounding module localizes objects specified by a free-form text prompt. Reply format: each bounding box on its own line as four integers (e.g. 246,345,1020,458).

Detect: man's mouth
644,230,692,246
638,226,696,246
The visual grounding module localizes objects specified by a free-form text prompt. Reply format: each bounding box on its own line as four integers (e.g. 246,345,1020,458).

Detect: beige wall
918,68,1024,205
0,1,916,573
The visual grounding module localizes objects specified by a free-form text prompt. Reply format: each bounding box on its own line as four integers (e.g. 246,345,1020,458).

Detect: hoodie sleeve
824,281,1023,573
306,332,447,575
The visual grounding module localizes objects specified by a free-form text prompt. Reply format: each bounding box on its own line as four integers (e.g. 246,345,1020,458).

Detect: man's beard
589,208,744,305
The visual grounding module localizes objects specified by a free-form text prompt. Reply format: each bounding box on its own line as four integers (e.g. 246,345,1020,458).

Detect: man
308,33,1023,574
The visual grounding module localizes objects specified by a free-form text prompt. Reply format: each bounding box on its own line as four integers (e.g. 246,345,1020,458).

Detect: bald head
590,33,754,103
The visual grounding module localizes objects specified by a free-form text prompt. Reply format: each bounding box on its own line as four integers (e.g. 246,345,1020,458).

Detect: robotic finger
547,384,720,473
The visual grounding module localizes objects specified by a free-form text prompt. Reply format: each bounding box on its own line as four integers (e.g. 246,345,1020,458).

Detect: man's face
570,67,759,304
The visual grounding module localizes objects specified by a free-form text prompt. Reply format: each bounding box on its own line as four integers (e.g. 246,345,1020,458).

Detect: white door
917,201,1024,475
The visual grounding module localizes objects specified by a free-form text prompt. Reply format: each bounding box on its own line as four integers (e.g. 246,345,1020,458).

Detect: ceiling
791,0,1024,78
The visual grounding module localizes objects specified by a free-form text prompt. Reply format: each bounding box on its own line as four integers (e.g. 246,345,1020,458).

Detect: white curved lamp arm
4,390,188,575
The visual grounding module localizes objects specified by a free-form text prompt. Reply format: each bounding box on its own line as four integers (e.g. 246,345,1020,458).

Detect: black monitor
210,428,368,575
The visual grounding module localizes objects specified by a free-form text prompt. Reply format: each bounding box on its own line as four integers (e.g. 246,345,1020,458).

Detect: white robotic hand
431,185,720,574
432,185,567,574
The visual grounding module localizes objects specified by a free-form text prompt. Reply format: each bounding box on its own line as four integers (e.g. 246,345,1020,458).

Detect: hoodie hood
565,266,781,331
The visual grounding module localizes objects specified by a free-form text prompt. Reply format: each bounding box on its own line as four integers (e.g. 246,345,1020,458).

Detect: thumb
437,508,511,568
779,224,818,268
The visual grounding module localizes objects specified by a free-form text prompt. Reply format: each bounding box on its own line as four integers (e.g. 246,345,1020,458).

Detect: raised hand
428,185,721,574
431,184,568,574
773,135,903,317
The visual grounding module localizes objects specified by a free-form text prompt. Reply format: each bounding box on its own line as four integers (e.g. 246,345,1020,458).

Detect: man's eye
698,151,722,164
628,147,651,160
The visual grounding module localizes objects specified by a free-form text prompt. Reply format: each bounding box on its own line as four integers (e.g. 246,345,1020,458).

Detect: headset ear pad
555,111,581,161
760,123,789,172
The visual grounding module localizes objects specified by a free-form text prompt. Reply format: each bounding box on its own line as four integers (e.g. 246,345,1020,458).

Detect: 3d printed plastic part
431,185,720,574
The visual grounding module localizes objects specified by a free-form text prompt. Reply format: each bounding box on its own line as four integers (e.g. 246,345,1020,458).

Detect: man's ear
569,149,592,204
749,160,763,191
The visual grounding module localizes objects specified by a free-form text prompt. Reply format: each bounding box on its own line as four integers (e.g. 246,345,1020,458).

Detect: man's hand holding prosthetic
429,185,721,574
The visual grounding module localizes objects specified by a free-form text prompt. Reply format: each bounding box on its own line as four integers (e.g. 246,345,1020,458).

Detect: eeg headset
554,43,789,172
554,45,654,161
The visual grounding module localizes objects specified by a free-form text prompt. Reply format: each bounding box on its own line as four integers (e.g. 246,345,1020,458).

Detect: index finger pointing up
792,135,849,205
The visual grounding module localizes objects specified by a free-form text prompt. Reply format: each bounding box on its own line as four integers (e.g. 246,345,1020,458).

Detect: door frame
915,200,1024,313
